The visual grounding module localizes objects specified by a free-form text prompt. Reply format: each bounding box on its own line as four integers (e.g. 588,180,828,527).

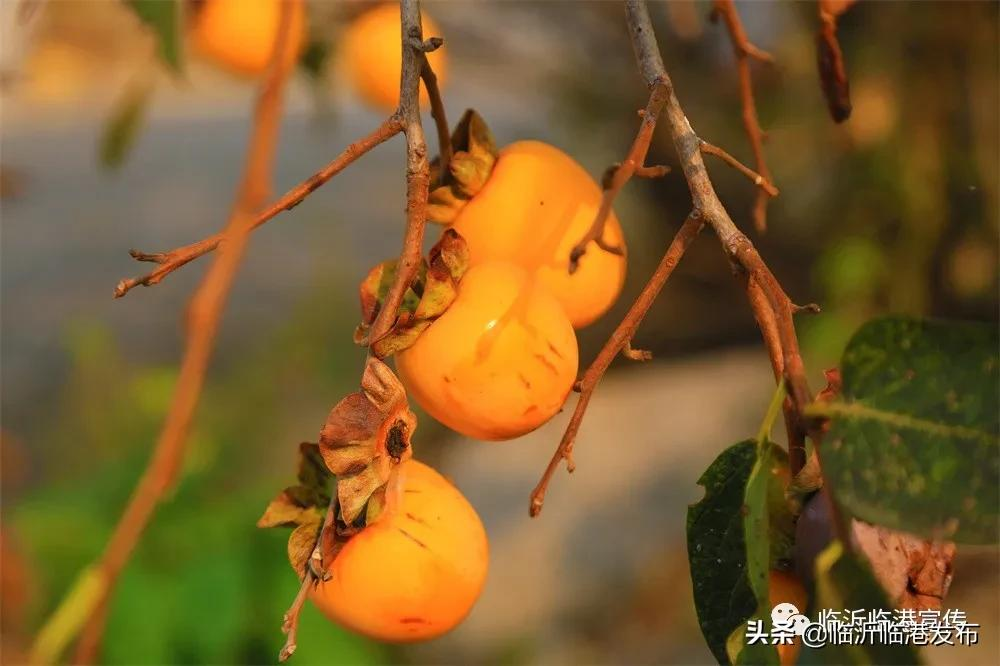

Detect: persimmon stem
275,1,436,659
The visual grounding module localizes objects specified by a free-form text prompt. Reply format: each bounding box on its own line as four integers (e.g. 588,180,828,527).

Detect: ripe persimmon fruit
341,4,447,111
447,140,627,329
395,261,578,441
309,459,488,642
192,0,306,78
770,570,808,665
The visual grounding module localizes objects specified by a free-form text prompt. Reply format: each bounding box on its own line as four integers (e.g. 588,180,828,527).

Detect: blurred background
1,1,997,664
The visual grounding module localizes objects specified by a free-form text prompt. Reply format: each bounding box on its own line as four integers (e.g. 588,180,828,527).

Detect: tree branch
420,48,451,178
30,4,301,665
712,0,776,233
531,212,703,516
275,1,434,658
699,140,778,196
114,117,404,298
530,0,817,516
568,85,671,273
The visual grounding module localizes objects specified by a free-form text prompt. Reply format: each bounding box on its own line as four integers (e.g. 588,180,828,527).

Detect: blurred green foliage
8,278,390,664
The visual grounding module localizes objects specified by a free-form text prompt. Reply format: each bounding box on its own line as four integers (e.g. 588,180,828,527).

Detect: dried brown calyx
257,358,418,576
354,228,469,358
427,109,499,224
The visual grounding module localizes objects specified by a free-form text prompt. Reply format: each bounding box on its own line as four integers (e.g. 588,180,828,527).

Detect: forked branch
712,0,777,232
531,212,704,516
568,85,672,273
531,0,815,516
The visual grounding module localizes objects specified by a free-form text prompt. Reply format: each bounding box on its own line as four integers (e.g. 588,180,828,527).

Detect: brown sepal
427,109,498,224
318,358,416,525
355,231,470,358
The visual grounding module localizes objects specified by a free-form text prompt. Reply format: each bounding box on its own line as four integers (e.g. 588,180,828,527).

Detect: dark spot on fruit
518,373,532,389
400,617,428,624
546,341,563,359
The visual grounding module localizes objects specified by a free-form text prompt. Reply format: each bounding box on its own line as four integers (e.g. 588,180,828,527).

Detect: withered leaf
287,512,323,578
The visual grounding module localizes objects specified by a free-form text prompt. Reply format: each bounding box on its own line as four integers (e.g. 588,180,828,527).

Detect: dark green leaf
809,316,999,543
99,80,152,170
688,439,793,665
125,0,183,72
800,541,922,665
298,39,331,80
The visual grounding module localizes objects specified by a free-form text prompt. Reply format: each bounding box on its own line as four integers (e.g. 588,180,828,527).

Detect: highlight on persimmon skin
395,262,579,441
769,569,809,666
309,459,488,643
191,0,307,78
340,3,447,111
447,140,627,329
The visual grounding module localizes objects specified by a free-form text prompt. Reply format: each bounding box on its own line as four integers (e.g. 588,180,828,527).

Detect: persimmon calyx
355,229,470,358
257,441,333,577
427,109,498,224
257,359,418,577
319,358,417,526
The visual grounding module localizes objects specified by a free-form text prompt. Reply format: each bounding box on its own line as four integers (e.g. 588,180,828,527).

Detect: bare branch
114,117,404,298
531,0,818,517
699,140,778,196
29,5,302,665
568,82,672,273
712,0,776,233
274,0,435,656
531,212,704,517
421,54,451,178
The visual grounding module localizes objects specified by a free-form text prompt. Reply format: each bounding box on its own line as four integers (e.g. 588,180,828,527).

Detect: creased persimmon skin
395,262,578,441
448,140,627,329
309,460,488,643
192,0,306,77
341,4,447,111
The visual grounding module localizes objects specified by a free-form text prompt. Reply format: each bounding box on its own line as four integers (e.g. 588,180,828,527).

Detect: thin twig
114,117,404,298
531,212,704,516
568,84,672,273
420,47,451,177
700,140,778,197
28,5,301,666
712,0,776,233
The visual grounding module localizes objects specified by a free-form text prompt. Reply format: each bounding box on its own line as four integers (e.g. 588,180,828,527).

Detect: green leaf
800,541,922,665
688,439,792,665
99,80,153,171
125,0,183,72
808,316,1000,543
298,39,332,80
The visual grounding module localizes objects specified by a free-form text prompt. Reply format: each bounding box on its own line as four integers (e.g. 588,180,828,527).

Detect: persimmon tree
28,1,998,665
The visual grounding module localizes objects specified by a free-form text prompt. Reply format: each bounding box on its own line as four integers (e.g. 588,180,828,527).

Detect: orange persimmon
192,0,306,77
340,4,447,110
395,262,578,441
309,459,488,642
447,140,627,328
